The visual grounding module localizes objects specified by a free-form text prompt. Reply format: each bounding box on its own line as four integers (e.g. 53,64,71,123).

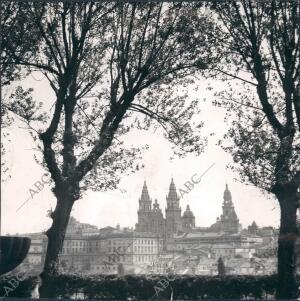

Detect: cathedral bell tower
220,184,240,233
136,181,152,232
165,178,182,237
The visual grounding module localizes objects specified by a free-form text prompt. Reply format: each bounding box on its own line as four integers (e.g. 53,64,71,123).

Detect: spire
141,181,151,202
223,183,232,205
169,178,177,197
166,178,180,208
139,180,152,211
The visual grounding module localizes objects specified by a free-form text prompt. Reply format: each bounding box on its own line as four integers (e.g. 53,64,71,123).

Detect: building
136,181,241,239
58,226,164,274
66,216,99,236
135,182,165,236
27,237,44,265
136,179,198,238
165,178,184,236
182,205,195,232
209,184,241,233
167,232,244,252
21,180,277,276
196,258,218,275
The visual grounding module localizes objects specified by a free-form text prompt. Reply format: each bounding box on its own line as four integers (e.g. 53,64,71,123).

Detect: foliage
217,257,226,276
1,2,42,179
5,2,217,192
0,274,289,299
208,1,299,298
209,0,300,192
117,264,125,277
1,2,40,85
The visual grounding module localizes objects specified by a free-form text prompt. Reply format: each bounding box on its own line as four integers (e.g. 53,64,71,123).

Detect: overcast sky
1,74,280,235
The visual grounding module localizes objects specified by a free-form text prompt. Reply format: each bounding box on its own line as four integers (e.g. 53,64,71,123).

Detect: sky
1,73,280,235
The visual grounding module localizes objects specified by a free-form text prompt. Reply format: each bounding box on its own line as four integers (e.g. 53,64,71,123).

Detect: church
135,179,241,238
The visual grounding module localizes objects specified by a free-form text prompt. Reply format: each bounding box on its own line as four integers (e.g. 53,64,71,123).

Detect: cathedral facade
135,179,240,237
135,179,195,237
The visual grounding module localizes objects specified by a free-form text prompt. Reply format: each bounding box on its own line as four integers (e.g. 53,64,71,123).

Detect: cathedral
135,179,240,237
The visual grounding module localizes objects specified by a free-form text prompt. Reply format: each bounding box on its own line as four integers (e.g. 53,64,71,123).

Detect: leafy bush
0,274,297,299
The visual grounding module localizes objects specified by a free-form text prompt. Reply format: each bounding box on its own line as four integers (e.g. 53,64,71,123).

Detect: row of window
61,245,159,255
66,241,89,247
107,254,158,263
64,239,161,249
134,255,156,262
61,247,91,254
92,266,116,271
108,239,157,245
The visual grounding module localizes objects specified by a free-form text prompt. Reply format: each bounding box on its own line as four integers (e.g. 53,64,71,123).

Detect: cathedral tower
219,184,240,233
209,184,240,233
136,181,152,232
165,178,182,236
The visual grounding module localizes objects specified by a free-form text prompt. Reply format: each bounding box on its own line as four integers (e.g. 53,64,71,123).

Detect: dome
183,205,194,218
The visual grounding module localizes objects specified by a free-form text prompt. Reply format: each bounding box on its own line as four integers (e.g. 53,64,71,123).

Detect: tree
1,2,42,179
117,263,125,276
5,2,217,297
217,257,226,276
1,2,41,86
210,0,299,298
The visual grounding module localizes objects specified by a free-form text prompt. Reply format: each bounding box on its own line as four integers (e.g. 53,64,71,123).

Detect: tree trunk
275,183,299,299
39,186,76,298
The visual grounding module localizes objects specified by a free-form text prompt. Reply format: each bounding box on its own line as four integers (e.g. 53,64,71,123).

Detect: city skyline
2,165,279,235
2,77,280,236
